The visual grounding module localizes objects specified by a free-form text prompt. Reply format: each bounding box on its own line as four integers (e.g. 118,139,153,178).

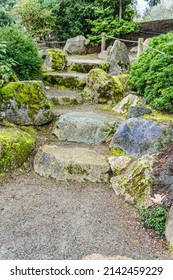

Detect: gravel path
0,170,172,260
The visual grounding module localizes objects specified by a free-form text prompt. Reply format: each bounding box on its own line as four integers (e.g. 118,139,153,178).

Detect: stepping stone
43,72,87,89
67,56,109,73
34,145,109,183
53,112,122,145
46,89,84,105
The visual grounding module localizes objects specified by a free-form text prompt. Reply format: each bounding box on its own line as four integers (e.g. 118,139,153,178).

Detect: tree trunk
119,0,123,20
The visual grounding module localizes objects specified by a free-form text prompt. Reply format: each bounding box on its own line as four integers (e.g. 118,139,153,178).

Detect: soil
0,120,173,260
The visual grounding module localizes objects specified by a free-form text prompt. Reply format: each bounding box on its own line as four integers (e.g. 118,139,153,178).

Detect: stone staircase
34,55,121,183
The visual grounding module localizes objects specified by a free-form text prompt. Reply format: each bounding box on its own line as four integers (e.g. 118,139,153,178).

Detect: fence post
137,38,144,57
101,32,106,52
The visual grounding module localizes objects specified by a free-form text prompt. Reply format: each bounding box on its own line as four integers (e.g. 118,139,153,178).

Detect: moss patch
65,163,88,175
143,110,173,123
0,127,35,174
43,72,86,90
47,49,67,71
67,61,110,73
110,148,128,156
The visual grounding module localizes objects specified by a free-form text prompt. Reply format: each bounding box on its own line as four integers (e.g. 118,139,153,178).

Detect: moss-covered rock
110,155,154,206
43,72,87,90
113,74,130,92
0,127,35,174
83,68,124,104
42,49,67,72
67,61,110,73
0,81,54,125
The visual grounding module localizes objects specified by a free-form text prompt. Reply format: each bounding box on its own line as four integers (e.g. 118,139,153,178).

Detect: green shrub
0,26,42,80
0,42,17,87
139,206,168,235
130,33,173,113
88,18,139,46
14,0,56,39
0,9,13,27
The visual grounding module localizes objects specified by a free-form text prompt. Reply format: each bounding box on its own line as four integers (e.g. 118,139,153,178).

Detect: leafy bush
14,0,56,38
88,18,139,46
0,42,17,87
139,206,168,235
130,33,173,113
0,26,42,80
42,0,136,42
0,9,13,27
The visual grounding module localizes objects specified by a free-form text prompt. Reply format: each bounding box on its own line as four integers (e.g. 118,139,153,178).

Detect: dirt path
0,168,172,260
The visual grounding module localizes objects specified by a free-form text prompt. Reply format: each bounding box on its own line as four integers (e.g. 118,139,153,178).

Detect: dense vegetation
130,32,173,113
6,0,139,44
0,26,42,84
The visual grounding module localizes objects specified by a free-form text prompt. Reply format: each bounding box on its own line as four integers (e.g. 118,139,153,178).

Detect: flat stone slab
34,145,109,183
67,56,103,64
53,112,122,144
66,56,109,73
46,89,84,105
43,72,87,89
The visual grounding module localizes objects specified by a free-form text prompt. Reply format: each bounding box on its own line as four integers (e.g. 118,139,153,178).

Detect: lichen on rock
113,74,130,92
110,155,154,206
0,81,54,125
0,127,35,174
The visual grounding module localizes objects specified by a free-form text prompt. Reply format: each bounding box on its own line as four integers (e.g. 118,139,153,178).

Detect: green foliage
130,33,173,113
0,1,16,26
139,205,168,235
42,0,137,42
88,18,139,45
13,0,57,38
0,9,13,27
0,26,42,80
0,42,17,87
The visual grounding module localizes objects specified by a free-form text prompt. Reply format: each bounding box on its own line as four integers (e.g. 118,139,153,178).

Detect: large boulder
34,145,109,183
109,40,130,75
0,127,35,174
112,94,141,116
84,68,123,104
64,35,90,55
53,112,122,145
0,81,53,125
110,155,154,206
41,49,67,72
110,118,173,157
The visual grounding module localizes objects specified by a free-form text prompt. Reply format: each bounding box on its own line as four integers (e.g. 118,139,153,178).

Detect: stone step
53,111,122,145
45,88,84,105
66,56,109,73
34,145,109,183
43,72,87,90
